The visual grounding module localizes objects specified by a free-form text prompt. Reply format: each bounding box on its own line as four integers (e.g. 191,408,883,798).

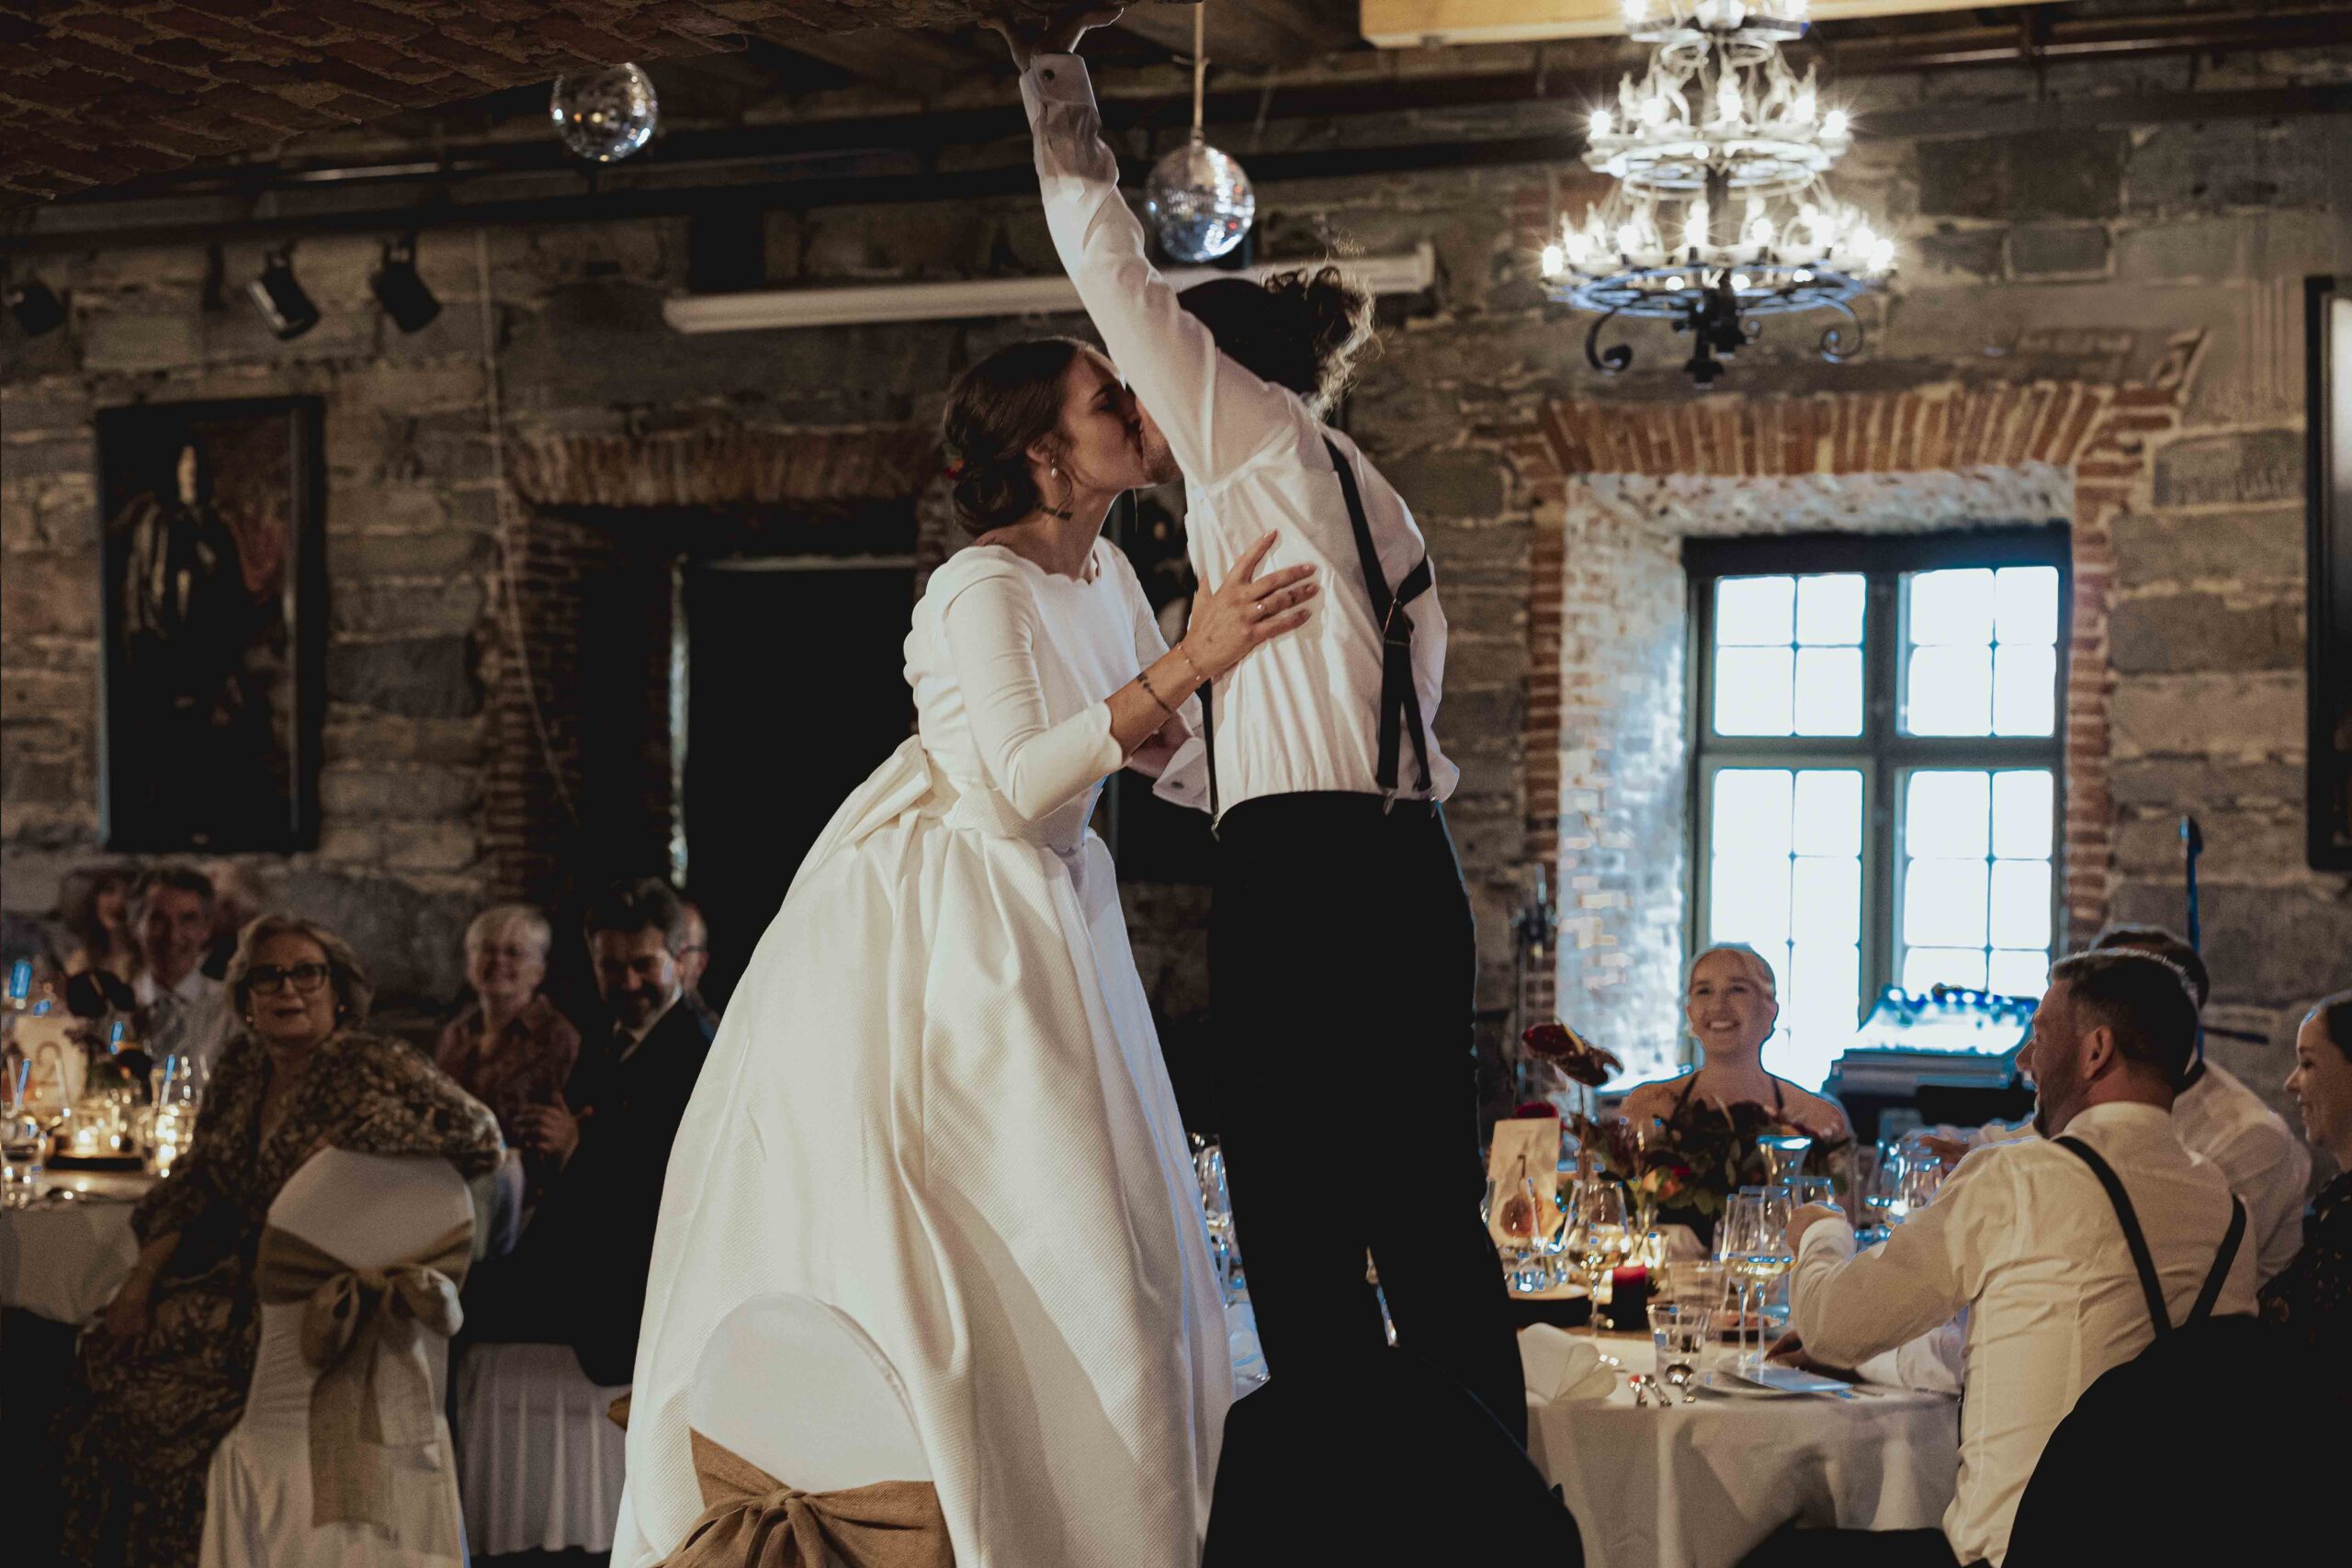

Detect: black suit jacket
513,997,716,1383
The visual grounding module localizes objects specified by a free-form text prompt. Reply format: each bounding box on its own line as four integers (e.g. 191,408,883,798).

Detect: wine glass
1757,1131,1814,1186
1571,1182,1629,1334
1195,1138,1241,1303
1723,1184,1795,1371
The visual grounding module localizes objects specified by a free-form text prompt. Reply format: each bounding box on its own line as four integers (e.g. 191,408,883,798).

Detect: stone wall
6,54,2351,1132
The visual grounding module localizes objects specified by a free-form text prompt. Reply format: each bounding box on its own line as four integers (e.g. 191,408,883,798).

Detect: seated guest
676,895,718,1027
2263,988,2352,1394
465,879,716,1384
1768,951,2256,1567
435,902,582,1201
60,863,140,984
128,866,232,1076
1927,928,2311,1285
1620,944,1852,1141
2090,925,2309,1282
59,914,503,1568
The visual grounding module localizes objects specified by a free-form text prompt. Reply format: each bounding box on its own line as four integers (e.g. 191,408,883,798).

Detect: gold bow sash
253,1219,473,1536
656,1428,953,1568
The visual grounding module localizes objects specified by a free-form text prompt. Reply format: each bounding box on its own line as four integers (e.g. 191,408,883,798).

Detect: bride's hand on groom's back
1184,530,1317,681
985,6,1125,71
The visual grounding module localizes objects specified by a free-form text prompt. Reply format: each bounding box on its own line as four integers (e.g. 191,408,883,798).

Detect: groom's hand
987,6,1126,71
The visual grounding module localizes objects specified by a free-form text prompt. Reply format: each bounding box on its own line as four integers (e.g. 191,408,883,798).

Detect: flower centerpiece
1575,1100,1851,1243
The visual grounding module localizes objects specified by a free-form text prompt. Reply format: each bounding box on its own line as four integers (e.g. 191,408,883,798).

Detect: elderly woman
435,902,581,1193
2263,988,2352,1398
1621,942,1853,1140
59,914,502,1568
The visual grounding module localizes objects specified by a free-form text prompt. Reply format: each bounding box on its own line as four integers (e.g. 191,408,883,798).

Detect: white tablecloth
456,1341,631,1556
1527,1337,1960,1568
0,1171,154,1325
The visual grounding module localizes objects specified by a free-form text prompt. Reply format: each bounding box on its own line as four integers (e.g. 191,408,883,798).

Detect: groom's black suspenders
1196,438,1434,824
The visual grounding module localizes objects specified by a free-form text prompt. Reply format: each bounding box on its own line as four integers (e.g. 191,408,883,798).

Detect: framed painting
2312,277,2352,871
95,397,325,852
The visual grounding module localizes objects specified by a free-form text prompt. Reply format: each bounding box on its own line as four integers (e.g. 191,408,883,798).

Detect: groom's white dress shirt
1024,56,1458,814
1792,1101,2256,1566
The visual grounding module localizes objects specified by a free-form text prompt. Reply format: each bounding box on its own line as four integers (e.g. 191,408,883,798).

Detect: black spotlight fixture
6,275,67,337
247,244,320,340
370,234,440,333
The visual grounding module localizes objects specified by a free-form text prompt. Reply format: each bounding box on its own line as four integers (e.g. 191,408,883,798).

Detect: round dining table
0,1168,156,1325
1525,1331,1960,1568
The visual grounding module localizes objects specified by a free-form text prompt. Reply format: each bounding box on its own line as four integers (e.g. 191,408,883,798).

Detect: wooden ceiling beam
1118,0,1361,69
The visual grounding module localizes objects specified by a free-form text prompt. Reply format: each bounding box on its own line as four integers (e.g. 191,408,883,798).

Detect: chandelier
1541,0,1895,386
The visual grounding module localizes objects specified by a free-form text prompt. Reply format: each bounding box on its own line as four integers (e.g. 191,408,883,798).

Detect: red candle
1608,1266,1652,1331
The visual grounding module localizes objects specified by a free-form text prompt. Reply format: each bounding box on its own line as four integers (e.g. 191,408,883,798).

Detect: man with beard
1755,951,2256,1567
464,879,715,1383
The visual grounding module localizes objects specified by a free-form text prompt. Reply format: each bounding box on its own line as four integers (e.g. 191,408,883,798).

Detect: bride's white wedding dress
613,536,1231,1568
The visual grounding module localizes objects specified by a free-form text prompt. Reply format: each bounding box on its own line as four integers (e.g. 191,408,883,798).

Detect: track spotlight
6,276,67,337
370,235,440,333
247,244,319,340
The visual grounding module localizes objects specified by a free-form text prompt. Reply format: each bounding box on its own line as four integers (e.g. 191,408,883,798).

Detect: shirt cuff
1025,53,1094,107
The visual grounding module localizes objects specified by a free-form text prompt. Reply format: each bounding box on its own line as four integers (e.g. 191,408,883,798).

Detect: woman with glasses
59,913,503,1568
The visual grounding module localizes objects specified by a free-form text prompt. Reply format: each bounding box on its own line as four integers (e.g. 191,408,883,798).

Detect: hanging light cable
1145,5,1257,264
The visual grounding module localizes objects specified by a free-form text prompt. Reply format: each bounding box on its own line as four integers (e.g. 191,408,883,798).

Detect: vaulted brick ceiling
0,1,1141,203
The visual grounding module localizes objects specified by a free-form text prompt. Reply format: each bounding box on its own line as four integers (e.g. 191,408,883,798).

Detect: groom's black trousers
1207,792,1525,1448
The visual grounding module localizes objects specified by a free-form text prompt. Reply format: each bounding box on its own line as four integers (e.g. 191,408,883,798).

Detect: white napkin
1519,1325,1620,1404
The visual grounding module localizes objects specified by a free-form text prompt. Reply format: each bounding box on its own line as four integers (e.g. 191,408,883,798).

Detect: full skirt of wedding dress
613,738,1230,1568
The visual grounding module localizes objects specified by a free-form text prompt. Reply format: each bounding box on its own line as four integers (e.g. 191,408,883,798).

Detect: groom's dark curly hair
1179,265,1377,416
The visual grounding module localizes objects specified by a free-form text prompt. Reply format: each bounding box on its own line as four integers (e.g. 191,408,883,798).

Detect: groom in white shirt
1760,950,2257,1568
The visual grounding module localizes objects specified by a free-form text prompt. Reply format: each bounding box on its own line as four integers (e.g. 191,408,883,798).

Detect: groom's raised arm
1023,53,1295,491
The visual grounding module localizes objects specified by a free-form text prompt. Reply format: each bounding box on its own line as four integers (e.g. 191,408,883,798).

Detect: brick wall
6,60,2350,1127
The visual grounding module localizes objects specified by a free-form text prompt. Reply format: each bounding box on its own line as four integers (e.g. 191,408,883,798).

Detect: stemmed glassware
1569,1181,1631,1335
3,1056,44,1208
1756,1131,1814,1186
1191,1136,1242,1303
1722,1184,1795,1371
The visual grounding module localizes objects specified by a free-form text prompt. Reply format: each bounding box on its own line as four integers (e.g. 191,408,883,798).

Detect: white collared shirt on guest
1792,1101,2257,1567
2172,1061,2311,1283
1023,56,1458,816
133,965,228,1076
1961,1058,2311,1286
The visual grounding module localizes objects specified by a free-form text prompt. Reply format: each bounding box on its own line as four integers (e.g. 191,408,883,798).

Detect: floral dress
58,1028,503,1568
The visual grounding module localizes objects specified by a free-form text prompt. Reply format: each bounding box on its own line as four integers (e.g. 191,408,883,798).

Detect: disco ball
1145,135,1256,263
549,63,659,164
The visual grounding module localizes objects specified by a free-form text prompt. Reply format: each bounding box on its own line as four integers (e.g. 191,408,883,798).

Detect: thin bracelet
1136,667,1176,718
1170,642,1205,689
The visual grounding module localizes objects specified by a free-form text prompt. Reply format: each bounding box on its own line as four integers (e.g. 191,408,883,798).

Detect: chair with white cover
198,1148,475,1568
664,1293,946,1568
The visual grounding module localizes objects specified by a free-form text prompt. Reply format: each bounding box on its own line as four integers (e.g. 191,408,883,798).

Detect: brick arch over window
485,423,946,903
1510,345,2199,1046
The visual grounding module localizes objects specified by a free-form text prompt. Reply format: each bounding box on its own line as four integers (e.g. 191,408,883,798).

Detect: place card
1487,1113,1560,1250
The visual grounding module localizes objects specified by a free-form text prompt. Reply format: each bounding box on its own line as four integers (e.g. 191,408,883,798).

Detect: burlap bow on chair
253,1220,473,1535
657,1429,952,1568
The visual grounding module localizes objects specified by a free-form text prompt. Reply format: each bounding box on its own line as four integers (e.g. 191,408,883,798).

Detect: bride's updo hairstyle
1178,265,1375,415
942,336,1087,535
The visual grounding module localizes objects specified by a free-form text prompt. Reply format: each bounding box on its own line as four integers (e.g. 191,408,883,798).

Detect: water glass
1723,1184,1795,1371
1648,1301,1712,1362
1782,1174,1837,1210
2,1110,44,1208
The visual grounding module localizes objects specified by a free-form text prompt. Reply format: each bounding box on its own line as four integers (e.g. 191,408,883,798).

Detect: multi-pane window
1689,531,2068,1091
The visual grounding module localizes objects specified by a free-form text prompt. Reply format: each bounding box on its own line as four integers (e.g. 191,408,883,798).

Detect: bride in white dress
613,337,1317,1568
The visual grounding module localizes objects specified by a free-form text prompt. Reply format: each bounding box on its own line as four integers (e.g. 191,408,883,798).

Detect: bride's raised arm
1020,51,1297,492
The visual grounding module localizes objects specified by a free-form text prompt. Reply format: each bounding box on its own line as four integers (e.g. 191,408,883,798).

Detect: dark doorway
679,558,915,1010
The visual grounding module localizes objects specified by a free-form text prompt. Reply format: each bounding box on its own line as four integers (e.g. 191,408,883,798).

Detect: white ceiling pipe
662,243,1438,333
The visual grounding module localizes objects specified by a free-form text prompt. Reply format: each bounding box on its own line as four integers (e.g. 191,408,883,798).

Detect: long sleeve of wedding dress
937,562,1125,822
